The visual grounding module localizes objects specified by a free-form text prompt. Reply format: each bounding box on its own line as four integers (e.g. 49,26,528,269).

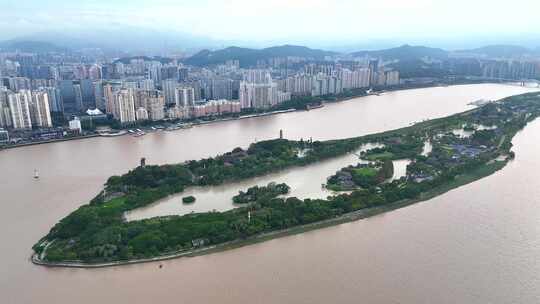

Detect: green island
233,183,290,204
32,92,540,267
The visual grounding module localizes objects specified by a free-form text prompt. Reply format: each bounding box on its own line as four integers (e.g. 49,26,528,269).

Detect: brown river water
1,84,539,304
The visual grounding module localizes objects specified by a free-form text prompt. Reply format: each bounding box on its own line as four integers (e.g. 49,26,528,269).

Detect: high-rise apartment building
311,75,343,96
8,77,31,92
385,71,400,86
162,79,178,105
41,87,63,113
239,81,279,109
0,88,12,128
368,60,380,85
146,94,165,121
135,107,149,121
8,91,32,129
58,80,78,114
149,62,163,85
161,65,179,81
31,91,52,128
80,79,96,110
113,89,136,124
339,68,371,89
134,90,165,121
139,79,155,91
210,78,234,100
73,84,83,112
178,67,189,82
103,83,115,115
244,69,272,84
93,81,105,111
175,87,195,108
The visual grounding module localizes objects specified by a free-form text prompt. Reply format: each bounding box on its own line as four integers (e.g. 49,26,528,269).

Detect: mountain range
0,27,222,55
454,45,540,58
185,45,337,67
350,44,449,61
0,40,69,53
185,44,540,67
1,35,539,66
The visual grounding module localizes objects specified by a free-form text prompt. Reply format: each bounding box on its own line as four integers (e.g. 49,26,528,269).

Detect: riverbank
1,80,508,151
31,158,508,268
0,109,298,151
1,134,101,150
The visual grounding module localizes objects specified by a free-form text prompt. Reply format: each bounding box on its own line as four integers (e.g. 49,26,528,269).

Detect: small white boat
100,130,128,137
34,169,39,179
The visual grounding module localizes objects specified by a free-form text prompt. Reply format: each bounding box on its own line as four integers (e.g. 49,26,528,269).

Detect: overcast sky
2,0,540,46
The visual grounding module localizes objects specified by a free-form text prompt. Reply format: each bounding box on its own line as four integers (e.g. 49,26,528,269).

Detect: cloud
1,0,539,43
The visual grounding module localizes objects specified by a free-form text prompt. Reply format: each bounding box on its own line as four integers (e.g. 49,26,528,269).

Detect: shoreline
2,134,101,150
2,81,509,151
1,110,297,151
31,159,508,268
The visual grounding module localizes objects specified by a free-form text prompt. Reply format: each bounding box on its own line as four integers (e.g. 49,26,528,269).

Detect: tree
379,159,394,180
182,196,196,204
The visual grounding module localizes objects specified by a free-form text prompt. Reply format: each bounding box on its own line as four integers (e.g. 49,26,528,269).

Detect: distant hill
0,40,68,53
185,45,337,67
350,44,449,61
4,27,223,54
455,45,537,58
114,56,174,65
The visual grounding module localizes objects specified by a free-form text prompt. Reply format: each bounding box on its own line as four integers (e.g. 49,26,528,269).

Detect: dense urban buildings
0,52,403,132
1,44,540,142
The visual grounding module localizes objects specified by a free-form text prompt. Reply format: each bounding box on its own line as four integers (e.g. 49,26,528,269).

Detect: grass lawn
364,152,394,161
102,197,126,209
353,167,378,177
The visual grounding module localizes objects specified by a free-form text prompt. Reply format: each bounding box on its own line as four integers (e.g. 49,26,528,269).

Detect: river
1,84,539,304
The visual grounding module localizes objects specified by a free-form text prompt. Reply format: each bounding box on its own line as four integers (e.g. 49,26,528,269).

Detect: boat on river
100,130,128,137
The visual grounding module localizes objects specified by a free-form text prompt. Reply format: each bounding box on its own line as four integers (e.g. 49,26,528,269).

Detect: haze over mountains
1,25,540,56
1,30,540,66
0,28,221,54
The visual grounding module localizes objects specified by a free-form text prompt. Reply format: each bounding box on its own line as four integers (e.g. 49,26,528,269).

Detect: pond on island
451,124,498,138
386,140,434,181
124,143,384,221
